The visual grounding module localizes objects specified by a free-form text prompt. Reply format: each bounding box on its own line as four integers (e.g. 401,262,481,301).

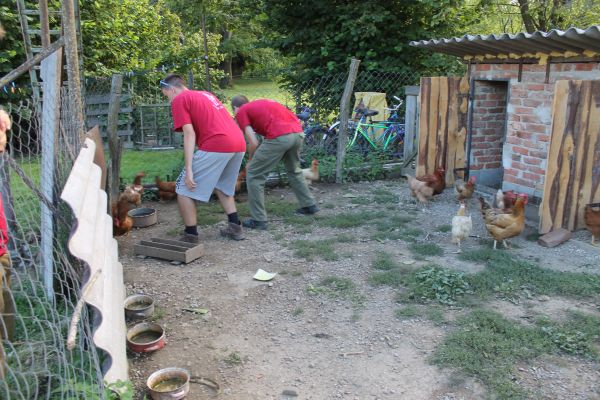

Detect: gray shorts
175,151,244,202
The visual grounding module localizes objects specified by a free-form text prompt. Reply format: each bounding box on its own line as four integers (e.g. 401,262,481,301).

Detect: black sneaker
295,205,320,215
242,218,268,230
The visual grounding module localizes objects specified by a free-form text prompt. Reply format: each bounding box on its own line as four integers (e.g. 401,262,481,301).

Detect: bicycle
322,96,405,157
296,105,328,148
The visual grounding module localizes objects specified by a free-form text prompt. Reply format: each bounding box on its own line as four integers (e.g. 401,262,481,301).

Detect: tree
261,0,473,83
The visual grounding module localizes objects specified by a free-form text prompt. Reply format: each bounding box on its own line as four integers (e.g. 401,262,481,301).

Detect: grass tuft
395,305,420,320
372,251,399,270
409,242,443,257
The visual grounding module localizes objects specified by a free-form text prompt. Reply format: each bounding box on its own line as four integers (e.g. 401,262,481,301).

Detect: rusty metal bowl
124,294,155,320
146,367,190,400
128,207,158,228
126,322,165,353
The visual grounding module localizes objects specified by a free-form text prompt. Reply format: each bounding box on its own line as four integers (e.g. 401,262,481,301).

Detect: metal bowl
126,322,165,353
128,207,158,228
146,367,190,400
124,294,155,320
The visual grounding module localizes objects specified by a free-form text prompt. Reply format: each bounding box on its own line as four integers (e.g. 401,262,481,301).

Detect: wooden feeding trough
134,238,204,264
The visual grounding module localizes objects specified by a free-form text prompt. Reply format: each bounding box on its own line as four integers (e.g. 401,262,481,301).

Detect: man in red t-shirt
161,74,246,241
0,108,10,260
231,96,318,230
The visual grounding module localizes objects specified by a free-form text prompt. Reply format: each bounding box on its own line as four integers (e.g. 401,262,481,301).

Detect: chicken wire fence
0,92,105,398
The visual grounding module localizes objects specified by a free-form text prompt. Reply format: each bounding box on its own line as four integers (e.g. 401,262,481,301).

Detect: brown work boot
220,222,245,241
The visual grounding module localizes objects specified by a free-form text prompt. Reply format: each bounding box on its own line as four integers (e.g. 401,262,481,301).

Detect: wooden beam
335,57,361,184
0,37,63,88
107,74,124,209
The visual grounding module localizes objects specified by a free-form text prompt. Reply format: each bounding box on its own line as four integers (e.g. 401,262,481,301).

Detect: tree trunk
219,27,232,88
517,0,537,33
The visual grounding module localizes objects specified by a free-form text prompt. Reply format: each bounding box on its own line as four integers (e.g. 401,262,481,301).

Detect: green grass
372,251,399,270
432,309,600,399
395,305,420,320
372,188,398,204
370,268,406,287
426,306,447,326
292,307,304,316
119,149,183,184
319,211,386,229
307,276,364,308
409,242,443,257
223,351,245,366
350,197,371,205
221,78,290,112
436,224,452,233
291,239,338,261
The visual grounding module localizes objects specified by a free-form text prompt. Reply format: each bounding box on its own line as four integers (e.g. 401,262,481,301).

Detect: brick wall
469,61,600,196
469,81,508,188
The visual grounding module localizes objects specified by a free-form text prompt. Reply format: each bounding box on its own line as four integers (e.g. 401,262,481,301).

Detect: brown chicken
302,159,319,185
112,191,140,236
155,176,177,201
129,172,145,195
416,167,446,195
584,203,600,246
484,196,526,250
404,174,435,205
455,176,476,201
235,169,247,194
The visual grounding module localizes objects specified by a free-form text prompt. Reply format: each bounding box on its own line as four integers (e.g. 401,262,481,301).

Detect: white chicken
451,202,472,253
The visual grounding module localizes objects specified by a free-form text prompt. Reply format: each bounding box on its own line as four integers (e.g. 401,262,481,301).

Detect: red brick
522,99,543,108
512,154,521,161
529,150,547,158
486,162,502,169
509,115,521,122
513,146,529,155
537,134,550,142
506,136,523,145
472,150,485,156
523,172,541,181
487,121,505,128
510,90,528,98
489,107,506,113
524,157,542,165
523,64,545,73
524,123,547,134
504,168,519,176
516,178,534,187
470,165,483,170
471,142,492,149
516,131,534,139
527,84,547,91
505,175,518,183
527,165,546,175
575,63,593,71
521,115,541,124
476,64,492,71
471,136,486,143
514,107,533,114
512,161,527,170
524,139,542,149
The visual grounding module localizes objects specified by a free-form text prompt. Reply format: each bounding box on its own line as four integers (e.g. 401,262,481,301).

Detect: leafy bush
408,266,472,305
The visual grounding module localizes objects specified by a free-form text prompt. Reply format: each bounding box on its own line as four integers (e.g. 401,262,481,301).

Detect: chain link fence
1,89,105,398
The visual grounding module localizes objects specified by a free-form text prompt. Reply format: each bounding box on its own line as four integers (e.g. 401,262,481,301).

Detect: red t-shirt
171,90,246,153
235,99,302,140
0,196,8,257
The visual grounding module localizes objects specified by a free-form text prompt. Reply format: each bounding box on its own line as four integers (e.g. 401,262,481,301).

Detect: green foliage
436,224,452,233
291,239,339,261
319,210,386,229
409,242,443,257
395,305,420,320
307,276,365,308
372,251,399,271
407,266,472,305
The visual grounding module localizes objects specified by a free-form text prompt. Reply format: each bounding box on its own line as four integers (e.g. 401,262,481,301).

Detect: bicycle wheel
321,126,339,155
305,125,327,147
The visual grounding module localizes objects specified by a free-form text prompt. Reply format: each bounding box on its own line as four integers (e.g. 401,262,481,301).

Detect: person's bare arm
182,124,197,190
244,125,259,160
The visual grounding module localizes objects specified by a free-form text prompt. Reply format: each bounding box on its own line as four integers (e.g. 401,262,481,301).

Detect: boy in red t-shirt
161,74,246,241
232,96,318,230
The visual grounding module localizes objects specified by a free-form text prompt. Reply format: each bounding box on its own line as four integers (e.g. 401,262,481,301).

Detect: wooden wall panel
417,76,469,185
540,80,600,233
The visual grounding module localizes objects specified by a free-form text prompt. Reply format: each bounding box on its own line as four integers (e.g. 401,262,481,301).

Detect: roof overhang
410,26,600,64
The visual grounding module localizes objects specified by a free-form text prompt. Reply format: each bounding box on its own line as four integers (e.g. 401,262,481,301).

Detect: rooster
126,172,145,195
301,159,319,185
155,176,177,201
484,196,526,250
404,174,434,205
584,203,600,246
455,176,476,201
416,167,446,195
112,190,140,236
451,202,472,253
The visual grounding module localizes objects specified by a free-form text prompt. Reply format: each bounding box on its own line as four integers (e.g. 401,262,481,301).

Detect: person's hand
0,109,10,153
185,169,196,190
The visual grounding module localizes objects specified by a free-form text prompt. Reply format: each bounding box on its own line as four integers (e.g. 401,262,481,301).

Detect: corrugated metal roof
410,26,600,61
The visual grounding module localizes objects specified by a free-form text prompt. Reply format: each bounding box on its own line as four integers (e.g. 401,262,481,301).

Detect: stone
538,228,572,248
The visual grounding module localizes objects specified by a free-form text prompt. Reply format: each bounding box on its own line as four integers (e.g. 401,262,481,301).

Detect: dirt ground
117,178,600,400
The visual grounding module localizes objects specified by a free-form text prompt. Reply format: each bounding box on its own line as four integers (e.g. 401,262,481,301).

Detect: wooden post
61,0,85,142
201,13,211,92
403,85,420,161
40,47,62,300
0,38,64,88
107,74,124,209
335,58,361,184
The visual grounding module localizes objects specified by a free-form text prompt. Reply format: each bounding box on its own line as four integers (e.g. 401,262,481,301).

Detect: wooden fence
416,76,469,185
540,79,600,233
85,94,134,147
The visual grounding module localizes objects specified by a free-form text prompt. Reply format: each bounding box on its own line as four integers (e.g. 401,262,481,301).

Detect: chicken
451,202,472,253
119,186,141,208
112,190,140,236
455,176,476,201
584,203,600,246
235,169,247,194
155,176,177,201
404,174,435,205
495,189,506,210
127,172,145,195
301,159,319,185
484,196,526,250
416,167,446,195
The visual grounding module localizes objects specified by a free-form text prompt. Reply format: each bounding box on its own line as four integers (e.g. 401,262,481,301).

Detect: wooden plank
427,77,440,175
437,77,449,176
540,80,571,233
85,93,131,105
134,243,187,263
579,81,600,228
446,77,459,186
417,77,430,176
455,75,469,181
86,107,133,116
403,86,418,160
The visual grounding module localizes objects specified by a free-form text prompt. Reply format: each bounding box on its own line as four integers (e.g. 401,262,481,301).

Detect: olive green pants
246,133,315,221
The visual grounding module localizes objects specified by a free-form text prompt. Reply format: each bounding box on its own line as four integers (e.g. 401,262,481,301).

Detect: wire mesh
0,91,105,398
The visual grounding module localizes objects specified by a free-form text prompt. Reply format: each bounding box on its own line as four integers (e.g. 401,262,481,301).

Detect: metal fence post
40,46,62,300
335,58,361,183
